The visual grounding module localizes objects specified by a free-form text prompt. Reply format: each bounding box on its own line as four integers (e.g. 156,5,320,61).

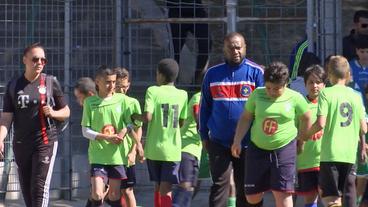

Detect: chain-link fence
0,0,356,201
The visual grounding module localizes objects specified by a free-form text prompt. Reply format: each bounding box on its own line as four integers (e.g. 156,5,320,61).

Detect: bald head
223,32,247,66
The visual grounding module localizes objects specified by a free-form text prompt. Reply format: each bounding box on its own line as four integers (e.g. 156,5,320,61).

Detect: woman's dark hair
23,42,45,56
303,65,327,84
264,62,289,85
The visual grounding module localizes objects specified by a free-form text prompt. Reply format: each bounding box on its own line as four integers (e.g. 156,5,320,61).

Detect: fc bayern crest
39,86,46,94
240,85,251,97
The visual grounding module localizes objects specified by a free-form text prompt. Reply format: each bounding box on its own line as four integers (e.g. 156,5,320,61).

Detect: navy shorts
245,140,296,194
121,165,136,189
90,164,127,180
147,159,180,184
179,152,199,186
296,170,319,194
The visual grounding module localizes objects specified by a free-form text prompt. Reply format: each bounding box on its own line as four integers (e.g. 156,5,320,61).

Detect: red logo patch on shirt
101,124,116,135
262,118,278,136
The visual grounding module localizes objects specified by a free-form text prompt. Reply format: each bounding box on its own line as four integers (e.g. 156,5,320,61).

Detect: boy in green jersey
81,66,137,207
172,91,201,207
114,67,144,207
296,65,327,207
231,62,311,207
74,77,106,207
131,58,188,207
307,56,367,207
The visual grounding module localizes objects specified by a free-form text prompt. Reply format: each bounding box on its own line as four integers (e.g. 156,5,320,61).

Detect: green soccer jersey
181,92,202,159
246,87,309,150
297,98,322,171
81,93,132,165
318,85,366,164
121,96,142,165
144,85,188,161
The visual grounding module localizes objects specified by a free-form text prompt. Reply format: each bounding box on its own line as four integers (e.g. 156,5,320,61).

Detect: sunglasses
32,57,48,65
361,23,368,28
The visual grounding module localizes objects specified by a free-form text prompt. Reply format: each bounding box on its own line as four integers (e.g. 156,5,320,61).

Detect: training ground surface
2,187,307,207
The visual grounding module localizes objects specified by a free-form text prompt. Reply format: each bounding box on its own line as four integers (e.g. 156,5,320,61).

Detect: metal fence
0,0,354,200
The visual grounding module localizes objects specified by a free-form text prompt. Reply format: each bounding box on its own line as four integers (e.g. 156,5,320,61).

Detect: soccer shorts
296,170,319,194
245,140,296,194
90,164,127,180
147,159,180,184
179,152,199,186
120,165,136,189
319,162,355,198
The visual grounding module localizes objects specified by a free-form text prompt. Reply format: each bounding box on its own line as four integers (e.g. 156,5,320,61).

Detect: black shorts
319,162,356,198
296,170,319,194
121,165,136,189
179,152,199,186
245,140,296,194
90,164,127,180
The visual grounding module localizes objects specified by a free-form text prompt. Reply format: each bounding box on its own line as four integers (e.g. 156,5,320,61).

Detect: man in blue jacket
200,32,264,207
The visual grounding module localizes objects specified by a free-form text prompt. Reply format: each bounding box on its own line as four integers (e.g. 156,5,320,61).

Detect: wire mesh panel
69,0,118,197
0,0,120,200
237,0,307,66
0,1,67,199
124,0,227,86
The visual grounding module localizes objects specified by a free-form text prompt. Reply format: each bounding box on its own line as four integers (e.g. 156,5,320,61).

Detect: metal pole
64,0,72,200
127,0,132,72
115,0,122,66
307,0,314,53
335,0,342,55
226,0,238,33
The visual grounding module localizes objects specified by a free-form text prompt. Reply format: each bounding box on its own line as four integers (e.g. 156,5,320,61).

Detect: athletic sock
90,199,103,207
120,196,127,207
160,195,172,207
154,191,161,207
227,197,236,207
172,186,193,207
358,196,362,206
304,203,318,207
108,199,122,207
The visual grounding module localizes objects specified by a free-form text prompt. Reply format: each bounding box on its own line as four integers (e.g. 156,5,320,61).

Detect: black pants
168,1,211,82
207,140,247,207
13,140,58,207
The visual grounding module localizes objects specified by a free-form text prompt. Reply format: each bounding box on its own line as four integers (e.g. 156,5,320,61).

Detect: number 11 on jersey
161,104,179,128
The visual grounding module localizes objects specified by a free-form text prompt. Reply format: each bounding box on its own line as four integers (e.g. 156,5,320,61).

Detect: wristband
127,124,134,134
